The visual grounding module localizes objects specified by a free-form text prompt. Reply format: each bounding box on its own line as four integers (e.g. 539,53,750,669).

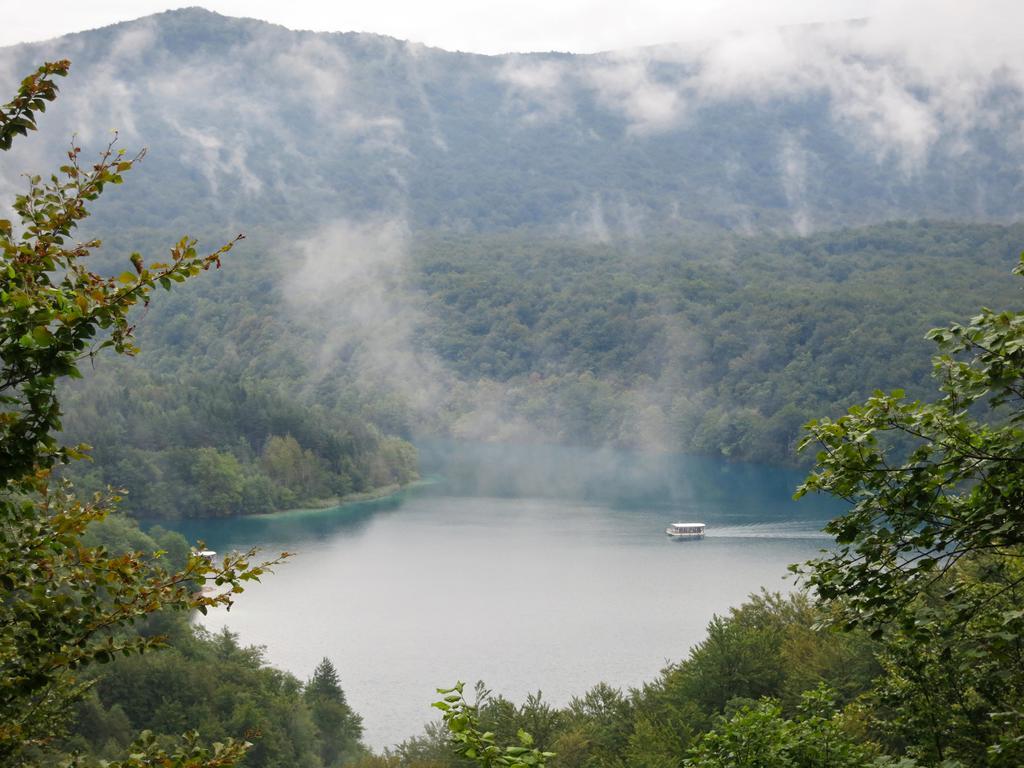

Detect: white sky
3,0,885,53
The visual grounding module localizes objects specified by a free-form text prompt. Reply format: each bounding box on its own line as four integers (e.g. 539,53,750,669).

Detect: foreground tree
686,686,880,768
796,256,1024,763
433,682,554,768
306,657,364,766
0,62,281,766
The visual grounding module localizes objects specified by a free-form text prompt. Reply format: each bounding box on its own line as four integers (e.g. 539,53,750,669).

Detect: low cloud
5,6,1022,242
500,6,1024,173
283,216,444,413
0,17,409,214
565,194,611,243
499,57,572,124
282,216,562,443
586,55,684,136
778,133,812,235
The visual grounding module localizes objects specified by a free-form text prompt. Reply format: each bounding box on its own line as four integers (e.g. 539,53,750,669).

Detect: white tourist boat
665,522,706,539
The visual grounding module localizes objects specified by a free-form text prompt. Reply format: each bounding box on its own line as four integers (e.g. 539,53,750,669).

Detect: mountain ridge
2,8,1021,237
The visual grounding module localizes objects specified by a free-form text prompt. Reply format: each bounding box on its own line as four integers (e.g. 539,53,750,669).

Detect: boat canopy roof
669,522,705,528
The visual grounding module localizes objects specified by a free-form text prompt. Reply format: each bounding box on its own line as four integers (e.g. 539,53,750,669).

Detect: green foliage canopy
792,256,1024,762
0,62,281,766
0,60,68,151
433,682,554,768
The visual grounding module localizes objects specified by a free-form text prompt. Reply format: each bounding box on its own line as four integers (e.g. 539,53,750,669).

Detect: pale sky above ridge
5,0,895,53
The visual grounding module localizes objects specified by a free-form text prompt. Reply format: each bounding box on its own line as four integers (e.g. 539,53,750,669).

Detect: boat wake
704,520,832,540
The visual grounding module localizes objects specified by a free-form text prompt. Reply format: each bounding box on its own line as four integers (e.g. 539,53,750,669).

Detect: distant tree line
64,218,1024,522
413,222,1024,463
60,367,418,518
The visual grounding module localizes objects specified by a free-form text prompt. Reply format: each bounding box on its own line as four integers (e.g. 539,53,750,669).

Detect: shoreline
288,482,409,511
136,477,437,526
267,476,438,518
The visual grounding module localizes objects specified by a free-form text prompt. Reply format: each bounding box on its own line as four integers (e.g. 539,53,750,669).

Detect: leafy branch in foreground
0,479,287,756
1,132,242,485
434,682,554,768
685,685,881,768
795,257,1024,631
794,253,1024,763
65,729,250,768
0,62,282,766
0,60,68,150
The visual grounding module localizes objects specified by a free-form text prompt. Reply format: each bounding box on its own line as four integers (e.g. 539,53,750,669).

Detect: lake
165,441,842,749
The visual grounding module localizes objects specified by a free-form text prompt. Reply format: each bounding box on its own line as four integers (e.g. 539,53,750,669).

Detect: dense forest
60,367,417,518
47,221,423,518
3,8,1023,517
414,222,1024,459
55,219,1024,518
37,224,1024,765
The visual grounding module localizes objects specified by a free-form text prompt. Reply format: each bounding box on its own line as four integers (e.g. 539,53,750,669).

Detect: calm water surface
166,442,841,749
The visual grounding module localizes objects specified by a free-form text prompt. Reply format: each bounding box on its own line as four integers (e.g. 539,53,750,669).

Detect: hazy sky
4,0,888,53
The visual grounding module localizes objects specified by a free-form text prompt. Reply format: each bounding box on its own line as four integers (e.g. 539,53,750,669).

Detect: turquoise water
165,442,841,749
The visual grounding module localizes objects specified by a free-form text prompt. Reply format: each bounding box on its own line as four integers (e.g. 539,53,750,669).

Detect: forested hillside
51,224,421,518
58,217,1024,515
3,9,1023,518
1,8,1023,235
414,221,1024,459
61,367,417,518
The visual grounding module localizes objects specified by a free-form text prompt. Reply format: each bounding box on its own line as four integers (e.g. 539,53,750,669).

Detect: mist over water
168,441,841,750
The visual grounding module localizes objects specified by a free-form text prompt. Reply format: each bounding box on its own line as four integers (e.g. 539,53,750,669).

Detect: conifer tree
306,658,364,766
